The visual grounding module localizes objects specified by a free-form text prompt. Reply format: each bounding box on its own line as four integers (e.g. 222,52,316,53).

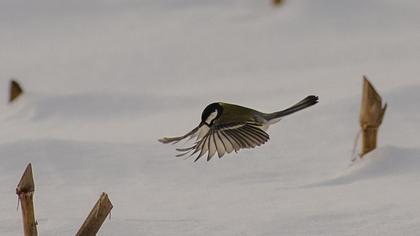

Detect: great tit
159,95,318,161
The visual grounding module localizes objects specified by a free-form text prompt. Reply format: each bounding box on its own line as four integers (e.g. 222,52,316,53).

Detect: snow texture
1,0,420,235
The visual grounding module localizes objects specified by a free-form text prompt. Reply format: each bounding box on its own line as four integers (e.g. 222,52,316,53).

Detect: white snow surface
1,1,420,235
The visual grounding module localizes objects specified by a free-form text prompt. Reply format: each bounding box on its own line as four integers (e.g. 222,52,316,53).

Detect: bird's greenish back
216,102,265,125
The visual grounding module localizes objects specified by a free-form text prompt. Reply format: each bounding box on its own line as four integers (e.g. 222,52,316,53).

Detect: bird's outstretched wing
175,122,269,162
158,125,201,144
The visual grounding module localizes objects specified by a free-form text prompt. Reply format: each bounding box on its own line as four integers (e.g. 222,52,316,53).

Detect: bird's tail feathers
264,95,318,121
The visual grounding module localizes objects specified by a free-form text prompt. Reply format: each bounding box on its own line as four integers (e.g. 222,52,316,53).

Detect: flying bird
159,95,318,161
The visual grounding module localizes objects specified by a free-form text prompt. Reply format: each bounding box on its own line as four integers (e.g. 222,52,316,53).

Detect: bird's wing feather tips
158,125,201,144
175,122,270,162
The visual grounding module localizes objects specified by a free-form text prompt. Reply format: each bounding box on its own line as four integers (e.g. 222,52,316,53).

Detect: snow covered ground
1,0,420,235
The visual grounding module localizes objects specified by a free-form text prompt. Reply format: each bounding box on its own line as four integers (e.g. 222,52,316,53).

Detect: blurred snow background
1,0,420,235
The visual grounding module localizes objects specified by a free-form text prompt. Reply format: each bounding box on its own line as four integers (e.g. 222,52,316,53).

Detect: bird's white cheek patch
205,110,218,124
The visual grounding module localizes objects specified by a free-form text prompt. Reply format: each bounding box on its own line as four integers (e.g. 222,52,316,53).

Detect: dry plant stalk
76,192,113,236
9,79,24,103
16,163,38,236
272,0,285,6
359,76,387,157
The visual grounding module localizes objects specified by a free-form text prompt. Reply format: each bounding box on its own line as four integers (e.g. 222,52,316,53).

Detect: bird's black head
201,102,223,126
